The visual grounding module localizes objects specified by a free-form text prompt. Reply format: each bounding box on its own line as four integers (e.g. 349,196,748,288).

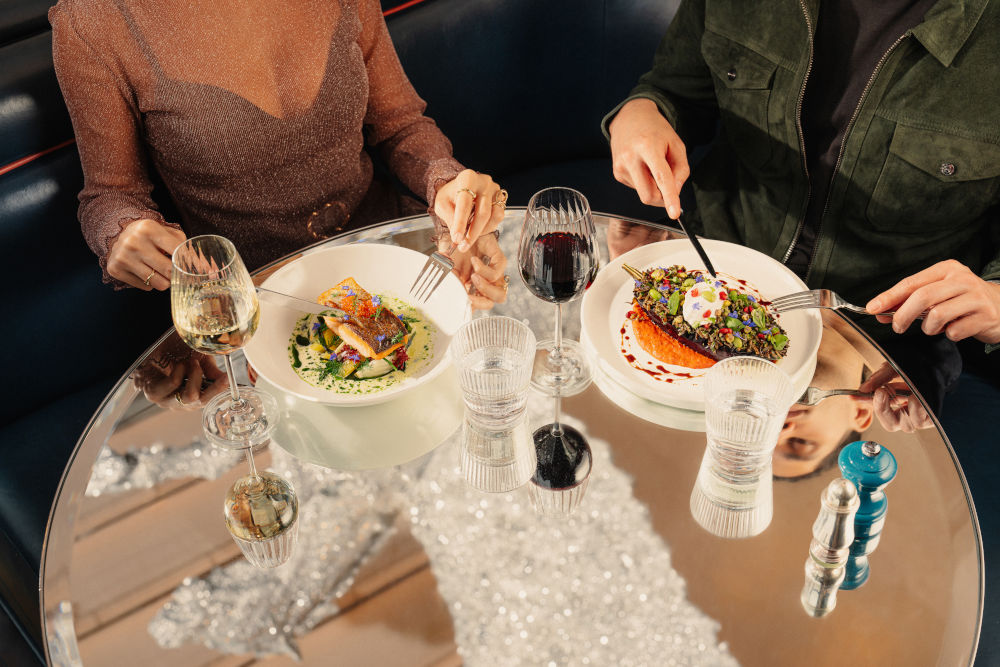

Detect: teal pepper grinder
838,440,897,590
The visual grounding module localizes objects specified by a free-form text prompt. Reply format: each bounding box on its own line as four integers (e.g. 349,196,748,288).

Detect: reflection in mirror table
40,211,982,666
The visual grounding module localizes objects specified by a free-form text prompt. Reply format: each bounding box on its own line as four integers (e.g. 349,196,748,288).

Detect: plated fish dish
623,264,789,369
287,277,434,394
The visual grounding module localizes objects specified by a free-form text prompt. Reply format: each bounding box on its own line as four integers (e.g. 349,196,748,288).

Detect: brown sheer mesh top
49,0,464,280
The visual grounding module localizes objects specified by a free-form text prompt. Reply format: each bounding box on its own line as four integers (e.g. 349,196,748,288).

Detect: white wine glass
172,235,297,567
518,187,599,396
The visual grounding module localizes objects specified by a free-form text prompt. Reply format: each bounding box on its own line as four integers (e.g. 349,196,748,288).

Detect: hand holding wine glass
171,235,297,567
518,187,600,396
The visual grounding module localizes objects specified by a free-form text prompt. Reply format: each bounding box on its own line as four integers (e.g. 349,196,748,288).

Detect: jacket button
727,69,737,81
939,162,956,176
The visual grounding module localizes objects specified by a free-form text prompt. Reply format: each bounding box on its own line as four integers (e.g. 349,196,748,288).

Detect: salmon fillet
317,278,408,360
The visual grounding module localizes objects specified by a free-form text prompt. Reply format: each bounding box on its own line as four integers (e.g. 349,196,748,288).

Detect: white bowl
245,243,471,406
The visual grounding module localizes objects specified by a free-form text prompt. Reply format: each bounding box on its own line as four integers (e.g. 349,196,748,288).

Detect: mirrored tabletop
41,211,982,666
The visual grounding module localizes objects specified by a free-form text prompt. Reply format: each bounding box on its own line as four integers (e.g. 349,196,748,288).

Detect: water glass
450,316,537,427
459,412,536,493
690,356,797,538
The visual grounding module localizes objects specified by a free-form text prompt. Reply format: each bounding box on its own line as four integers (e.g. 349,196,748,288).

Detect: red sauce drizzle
620,316,707,384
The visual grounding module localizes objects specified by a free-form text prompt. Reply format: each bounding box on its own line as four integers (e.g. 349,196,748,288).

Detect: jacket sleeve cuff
601,90,681,142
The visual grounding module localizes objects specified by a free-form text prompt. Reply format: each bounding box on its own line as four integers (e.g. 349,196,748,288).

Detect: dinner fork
796,387,873,406
410,241,457,302
770,288,928,319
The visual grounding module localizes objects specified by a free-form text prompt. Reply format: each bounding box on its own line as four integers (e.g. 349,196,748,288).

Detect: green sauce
287,295,434,395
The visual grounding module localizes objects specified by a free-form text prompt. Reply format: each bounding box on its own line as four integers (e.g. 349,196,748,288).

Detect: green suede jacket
605,0,1000,313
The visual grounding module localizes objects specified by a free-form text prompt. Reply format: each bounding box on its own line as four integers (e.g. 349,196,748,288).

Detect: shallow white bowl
245,243,471,406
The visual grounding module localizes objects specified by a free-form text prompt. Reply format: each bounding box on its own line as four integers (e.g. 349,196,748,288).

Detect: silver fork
770,288,928,319
410,241,457,302
796,387,873,406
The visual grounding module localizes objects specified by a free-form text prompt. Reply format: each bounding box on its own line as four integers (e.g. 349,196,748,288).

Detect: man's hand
866,260,1000,344
859,363,933,433
608,98,690,219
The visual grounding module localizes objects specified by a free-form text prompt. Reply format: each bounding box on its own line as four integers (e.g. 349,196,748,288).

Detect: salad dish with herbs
623,263,789,367
288,277,433,393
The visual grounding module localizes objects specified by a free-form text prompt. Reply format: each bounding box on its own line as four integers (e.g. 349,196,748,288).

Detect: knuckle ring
143,270,156,286
457,187,477,199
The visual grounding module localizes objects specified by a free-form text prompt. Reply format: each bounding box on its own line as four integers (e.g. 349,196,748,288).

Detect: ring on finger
457,187,477,199
491,188,509,208
174,392,187,406
143,270,157,286
502,274,510,294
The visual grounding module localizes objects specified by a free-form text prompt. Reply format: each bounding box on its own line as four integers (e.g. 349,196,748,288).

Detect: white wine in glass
172,235,297,568
171,235,276,448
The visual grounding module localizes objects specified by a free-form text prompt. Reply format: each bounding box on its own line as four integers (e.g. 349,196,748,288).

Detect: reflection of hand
866,260,1000,344
133,334,229,410
608,98,690,218
859,362,933,433
443,233,509,310
606,219,670,260
107,219,187,290
434,169,506,251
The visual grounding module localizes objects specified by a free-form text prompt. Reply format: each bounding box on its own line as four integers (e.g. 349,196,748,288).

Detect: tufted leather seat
0,0,675,661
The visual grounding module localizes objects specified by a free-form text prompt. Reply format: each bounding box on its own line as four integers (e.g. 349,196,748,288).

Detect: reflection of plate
260,368,464,470
245,244,471,406
580,240,821,412
582,328,706,432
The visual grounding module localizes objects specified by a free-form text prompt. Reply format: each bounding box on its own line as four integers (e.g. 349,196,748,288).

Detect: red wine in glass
520,232,599,303
517,187,599,396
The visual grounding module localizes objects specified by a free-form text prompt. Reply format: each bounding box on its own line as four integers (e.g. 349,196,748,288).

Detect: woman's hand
859,363,933,433
608,98,690,219
444,232,509,310
866,260,1000,344
434,169,506,251
107,219,187,290
133,334,228,410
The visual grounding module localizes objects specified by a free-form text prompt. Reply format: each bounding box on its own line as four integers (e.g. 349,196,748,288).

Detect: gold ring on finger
491,188,509,207
502,274,510,294
457,187,477,199
144,270,156,286
174,392,186,406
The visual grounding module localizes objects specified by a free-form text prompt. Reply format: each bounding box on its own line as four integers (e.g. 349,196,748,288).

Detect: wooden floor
69,408,460,666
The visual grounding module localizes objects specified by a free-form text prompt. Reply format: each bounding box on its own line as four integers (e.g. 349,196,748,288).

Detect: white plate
580,239,821,412
245,244,471,406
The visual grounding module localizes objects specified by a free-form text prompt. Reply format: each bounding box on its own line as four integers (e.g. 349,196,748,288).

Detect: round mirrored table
41,211,983,666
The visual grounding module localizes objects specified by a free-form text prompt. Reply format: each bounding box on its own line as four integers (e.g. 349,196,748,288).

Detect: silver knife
256,286,348,318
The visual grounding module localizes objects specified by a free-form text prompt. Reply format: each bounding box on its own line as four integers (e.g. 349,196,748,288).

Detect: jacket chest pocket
866,124,1000,233
701,30,779,169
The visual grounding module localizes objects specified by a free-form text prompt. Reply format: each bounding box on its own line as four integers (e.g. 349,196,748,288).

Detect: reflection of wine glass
518,187,599,396
527,395,592,516
172,235,297,567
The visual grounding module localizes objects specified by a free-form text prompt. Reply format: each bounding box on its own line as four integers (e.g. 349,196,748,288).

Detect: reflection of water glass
690,357,796,538
224,471,299,568
451,316,537,428
460,412,536,493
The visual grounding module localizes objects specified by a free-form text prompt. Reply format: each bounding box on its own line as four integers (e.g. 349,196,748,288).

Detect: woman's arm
50,2,183,289
355,0,503,248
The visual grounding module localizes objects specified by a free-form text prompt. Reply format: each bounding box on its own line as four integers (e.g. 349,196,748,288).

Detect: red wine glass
517,187,599,396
